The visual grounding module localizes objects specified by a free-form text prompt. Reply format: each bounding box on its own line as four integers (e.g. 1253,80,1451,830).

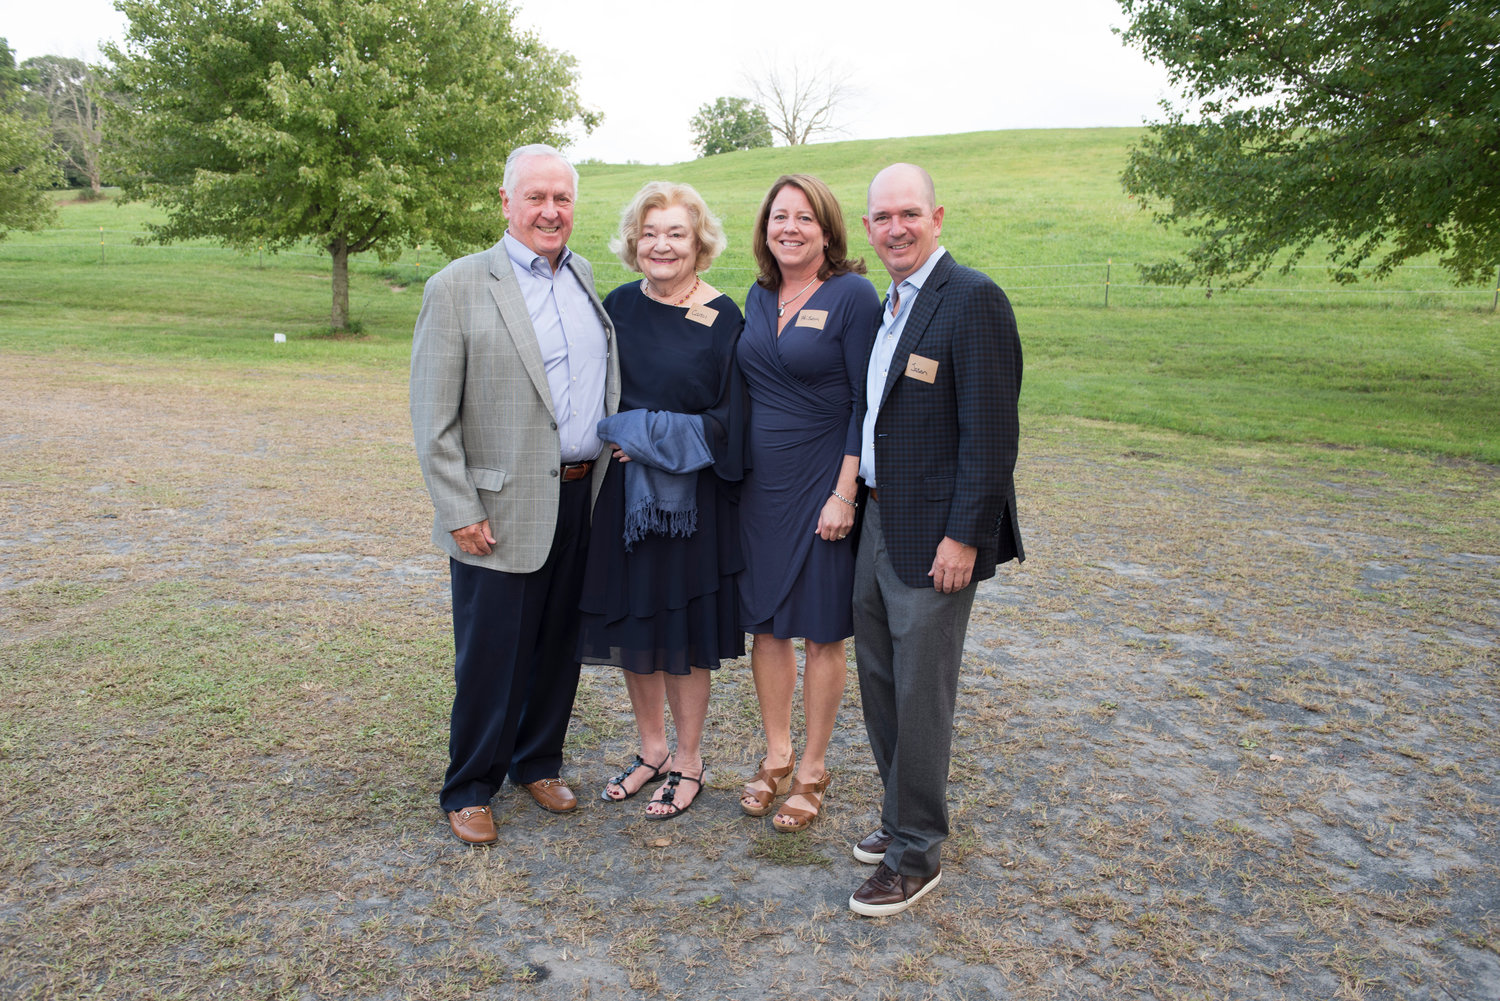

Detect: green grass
2,128,1496,461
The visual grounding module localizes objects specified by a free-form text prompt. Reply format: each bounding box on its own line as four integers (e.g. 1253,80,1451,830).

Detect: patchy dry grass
1,353,1496,1000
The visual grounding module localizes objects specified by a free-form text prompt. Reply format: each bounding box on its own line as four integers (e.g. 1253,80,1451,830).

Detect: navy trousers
439,477,592,812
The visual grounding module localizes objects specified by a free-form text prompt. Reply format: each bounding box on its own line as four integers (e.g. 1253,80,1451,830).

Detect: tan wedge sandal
740,754,796,817
772,772,831,833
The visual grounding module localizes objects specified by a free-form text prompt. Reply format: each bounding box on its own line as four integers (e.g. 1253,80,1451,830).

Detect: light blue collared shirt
503,231,608,463
859,247,947,489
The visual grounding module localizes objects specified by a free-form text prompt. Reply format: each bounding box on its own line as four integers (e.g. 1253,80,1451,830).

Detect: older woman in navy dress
578,181,745,819
737,174,879,831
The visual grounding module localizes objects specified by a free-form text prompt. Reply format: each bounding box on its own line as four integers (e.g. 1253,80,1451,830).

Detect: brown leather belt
561,460,594,482
869,487,879,502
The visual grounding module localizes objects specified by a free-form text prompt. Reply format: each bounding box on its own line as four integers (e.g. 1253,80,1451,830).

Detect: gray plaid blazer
410,240,620,573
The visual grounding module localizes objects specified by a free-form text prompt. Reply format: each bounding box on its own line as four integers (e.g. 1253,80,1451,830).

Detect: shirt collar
887,245,947,303
503,230,572,277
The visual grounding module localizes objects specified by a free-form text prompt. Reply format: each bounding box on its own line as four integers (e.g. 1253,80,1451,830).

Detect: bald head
863,162,944,283
867,163,936,214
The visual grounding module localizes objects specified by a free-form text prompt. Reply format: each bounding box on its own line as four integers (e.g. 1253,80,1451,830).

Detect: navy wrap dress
736,271,880,643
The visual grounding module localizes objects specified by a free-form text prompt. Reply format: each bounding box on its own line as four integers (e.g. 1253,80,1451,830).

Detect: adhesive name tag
904,353,938,383
796,309,829,330
686,304,719,326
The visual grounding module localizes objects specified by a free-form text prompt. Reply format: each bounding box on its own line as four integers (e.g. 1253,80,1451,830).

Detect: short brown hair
751,174,866,290
610,181,727,274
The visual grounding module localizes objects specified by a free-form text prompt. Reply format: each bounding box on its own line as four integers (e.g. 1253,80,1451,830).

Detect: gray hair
503,144,579,194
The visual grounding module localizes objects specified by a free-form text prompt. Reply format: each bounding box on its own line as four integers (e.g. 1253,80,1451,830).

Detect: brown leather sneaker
849,862,942,917
447,805,498,845
522,778,578,813
852,827,893,864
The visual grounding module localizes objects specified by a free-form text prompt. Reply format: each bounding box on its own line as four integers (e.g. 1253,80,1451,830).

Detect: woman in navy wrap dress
737,175,879,831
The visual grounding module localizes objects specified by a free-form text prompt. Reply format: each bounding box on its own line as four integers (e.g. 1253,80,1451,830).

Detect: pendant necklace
777,275,820,318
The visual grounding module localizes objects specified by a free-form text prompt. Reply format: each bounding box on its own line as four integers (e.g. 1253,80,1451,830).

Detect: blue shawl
596,409,713,550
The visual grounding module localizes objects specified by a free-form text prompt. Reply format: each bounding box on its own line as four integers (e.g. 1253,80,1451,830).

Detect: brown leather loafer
522,777,578,813
448,804,498,845
853,827,893,864
849,862,942,917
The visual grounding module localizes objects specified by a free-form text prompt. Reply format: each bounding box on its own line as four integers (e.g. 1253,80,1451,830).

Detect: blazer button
550,421,558,430
550,468,559,477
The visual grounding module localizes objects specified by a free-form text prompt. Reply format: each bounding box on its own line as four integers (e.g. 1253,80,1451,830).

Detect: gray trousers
852,498,977,879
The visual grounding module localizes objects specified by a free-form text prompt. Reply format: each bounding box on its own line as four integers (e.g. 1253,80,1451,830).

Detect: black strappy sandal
600,754,669,802
645,765,706,820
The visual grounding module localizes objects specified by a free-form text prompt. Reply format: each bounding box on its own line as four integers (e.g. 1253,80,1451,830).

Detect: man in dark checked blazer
848,163,1024,916
411,145,620,845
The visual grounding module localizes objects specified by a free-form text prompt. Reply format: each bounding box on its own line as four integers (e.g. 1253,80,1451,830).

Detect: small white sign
273,333,286,343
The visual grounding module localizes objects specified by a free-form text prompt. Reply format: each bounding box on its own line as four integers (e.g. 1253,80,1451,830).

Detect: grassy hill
2,128,1495,461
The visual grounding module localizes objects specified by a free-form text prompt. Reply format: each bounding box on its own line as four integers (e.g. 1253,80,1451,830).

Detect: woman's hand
609,442,632,463
816,494,855,542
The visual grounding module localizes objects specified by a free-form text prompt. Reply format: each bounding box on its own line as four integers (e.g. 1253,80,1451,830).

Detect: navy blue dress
737,271,880,643
577,283,747,675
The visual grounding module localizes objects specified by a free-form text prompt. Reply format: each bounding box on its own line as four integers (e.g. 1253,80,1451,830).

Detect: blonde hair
611,181,727,274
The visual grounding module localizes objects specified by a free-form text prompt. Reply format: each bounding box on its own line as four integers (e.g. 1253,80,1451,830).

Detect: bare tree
746,59,852,146
23,56,106,196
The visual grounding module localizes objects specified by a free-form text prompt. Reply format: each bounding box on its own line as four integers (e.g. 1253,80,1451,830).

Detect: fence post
1104,259,1111,307
99,227,104,264
1492,265,1498,312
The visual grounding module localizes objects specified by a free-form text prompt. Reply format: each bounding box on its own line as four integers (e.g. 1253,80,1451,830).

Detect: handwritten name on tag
796,309,828,330
904,353,938,384
685,304,719,326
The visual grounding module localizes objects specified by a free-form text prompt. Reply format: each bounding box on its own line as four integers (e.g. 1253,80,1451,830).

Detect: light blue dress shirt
859,247,948,488
502,232,609,463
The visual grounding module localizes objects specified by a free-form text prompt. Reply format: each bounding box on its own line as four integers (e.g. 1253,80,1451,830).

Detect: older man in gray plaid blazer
411,145,620,846
849,163,1024,916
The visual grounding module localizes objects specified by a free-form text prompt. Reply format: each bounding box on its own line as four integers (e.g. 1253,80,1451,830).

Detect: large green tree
107,0,598,329
1118,0,1500,289
689,96,772,157
0,39,62,239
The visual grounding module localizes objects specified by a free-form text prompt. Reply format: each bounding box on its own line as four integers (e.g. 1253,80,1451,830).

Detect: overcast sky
4,0,1180,164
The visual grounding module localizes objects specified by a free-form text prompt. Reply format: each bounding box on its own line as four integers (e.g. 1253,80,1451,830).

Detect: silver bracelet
832,490,856,508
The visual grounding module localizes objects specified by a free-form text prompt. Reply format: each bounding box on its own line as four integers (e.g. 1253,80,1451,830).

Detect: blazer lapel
879,252,955,409
563,254,611,332
487,245,556,418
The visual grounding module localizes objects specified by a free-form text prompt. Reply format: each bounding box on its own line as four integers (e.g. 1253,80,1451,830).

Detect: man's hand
452,519,496,557
928,536,977,594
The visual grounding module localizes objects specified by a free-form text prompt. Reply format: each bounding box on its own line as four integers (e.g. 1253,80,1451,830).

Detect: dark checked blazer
866,251,1024,588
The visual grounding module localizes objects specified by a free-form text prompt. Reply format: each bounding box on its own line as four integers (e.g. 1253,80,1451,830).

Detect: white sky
3,0,1179,164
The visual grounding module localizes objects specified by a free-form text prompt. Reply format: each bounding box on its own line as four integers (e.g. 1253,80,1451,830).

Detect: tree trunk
330,238,350,330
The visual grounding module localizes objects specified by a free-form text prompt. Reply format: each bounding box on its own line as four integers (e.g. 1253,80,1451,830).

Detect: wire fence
8,227,1498,311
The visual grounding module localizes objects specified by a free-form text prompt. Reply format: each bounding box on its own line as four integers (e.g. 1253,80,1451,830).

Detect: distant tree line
0,38,93,239
0,39,107,199
3,0,1495,328
0,0,601,332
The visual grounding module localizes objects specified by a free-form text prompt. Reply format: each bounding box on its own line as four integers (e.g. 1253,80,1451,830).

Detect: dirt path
2,355,1497,1000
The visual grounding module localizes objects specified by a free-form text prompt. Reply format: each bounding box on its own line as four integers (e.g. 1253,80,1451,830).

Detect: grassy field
1,128,1497,1000
4,129,1496,462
